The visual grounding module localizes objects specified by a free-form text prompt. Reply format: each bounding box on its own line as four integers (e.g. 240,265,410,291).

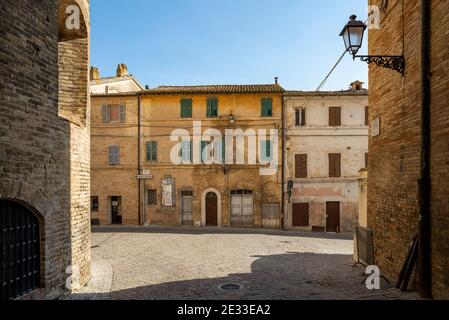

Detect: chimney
90,66,100,80
350,80,364,91
274,77,279,85
116,63,129,77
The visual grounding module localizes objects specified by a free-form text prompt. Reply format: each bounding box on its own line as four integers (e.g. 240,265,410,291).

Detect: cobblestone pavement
70,226,419,300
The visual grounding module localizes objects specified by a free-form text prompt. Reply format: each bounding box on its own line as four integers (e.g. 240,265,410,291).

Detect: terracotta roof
284,89,368,97
91,91,140,98
142,84,285,95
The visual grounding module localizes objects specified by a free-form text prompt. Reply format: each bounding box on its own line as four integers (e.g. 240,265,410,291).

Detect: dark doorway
292,203,310,227
205,192,218,226
326,201,340,233
110,196,122,225
0,200,41,300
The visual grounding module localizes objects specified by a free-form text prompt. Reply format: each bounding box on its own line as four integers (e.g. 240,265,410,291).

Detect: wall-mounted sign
161,176,176,207
371,117,380,137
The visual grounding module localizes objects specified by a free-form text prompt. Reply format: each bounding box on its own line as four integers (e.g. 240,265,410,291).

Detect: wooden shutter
181,99,192,118
301,109,306,126
292,203,309,227
295,109,300,126
261,98,273,117
119,104,126,123
365,106,369,126
295,154,307,178
102,105,110,123
147,141,157,162
200,141,207,163
329,153,341,177
329,107,341,126
207,98,218,118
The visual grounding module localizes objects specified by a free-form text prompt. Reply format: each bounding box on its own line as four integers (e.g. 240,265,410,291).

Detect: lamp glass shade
340,15,366,56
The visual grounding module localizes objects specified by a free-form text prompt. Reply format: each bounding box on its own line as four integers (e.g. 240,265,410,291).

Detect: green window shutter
261,140,272,161
181,141,192,162
261,98,273,117
181,99,192,118
151,141,157,162
119,104,126,123
102,105,110,123
200,141,207,163
146,141,157,162
207,98,218,118
221,138,226,163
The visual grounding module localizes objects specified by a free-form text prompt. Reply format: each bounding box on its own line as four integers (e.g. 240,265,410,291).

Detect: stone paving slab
69,226,420,300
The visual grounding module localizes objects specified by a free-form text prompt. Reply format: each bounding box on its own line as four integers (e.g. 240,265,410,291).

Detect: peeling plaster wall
285,94,369,232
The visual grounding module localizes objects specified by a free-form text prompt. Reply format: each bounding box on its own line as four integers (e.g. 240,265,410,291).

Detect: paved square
70,227,419,300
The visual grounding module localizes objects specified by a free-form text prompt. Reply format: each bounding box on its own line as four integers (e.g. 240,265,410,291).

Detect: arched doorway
0,200,41,300
205,192,218,226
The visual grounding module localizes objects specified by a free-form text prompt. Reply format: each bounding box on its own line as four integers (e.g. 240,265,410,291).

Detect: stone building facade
0,0,91,299
91,80,283,228
367,0,448,299
284,82,369,232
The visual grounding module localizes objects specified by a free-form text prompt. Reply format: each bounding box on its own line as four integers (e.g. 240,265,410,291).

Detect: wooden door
326,201,340,233
205,192,218,226
292,203,309,227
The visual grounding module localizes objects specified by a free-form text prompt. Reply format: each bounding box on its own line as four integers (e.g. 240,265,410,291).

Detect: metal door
1,200,40,300
181,191,193,225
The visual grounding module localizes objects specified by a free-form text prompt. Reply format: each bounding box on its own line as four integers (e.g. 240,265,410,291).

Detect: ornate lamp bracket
355,55,405,75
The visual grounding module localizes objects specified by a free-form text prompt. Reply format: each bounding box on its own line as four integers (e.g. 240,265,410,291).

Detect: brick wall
368,0,449,299
0,0,91,298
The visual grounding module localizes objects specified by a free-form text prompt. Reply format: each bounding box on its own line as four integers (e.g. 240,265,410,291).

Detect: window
365,106,369,126
147,190,157,206
365,152,369,169
109,145,120,165
261,98,273,117
91,196,99,212
329,153,341,178
295,154,308,178
295,108,306,126
199,140,224,163
329,107,342,126
146,141,158,162
260,140,273,161
206,98,218,118
180,99,193,118
102,104,126,123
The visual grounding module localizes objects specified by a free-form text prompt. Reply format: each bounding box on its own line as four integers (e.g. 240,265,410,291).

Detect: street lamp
340,15,405,75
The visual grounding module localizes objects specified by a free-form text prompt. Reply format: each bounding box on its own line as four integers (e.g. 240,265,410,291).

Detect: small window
329,153,341,178
329,107,342,127
295,108,306,127
261,98,273,117
91,196,99,212
181,99,193,118
146,141,158,162
102,104,126,123
109,145,120,165
295,154,307,178
206,98,218,118
147,190,157,206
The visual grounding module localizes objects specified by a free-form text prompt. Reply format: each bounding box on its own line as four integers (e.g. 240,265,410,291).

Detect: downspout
418,0,432,299
281,93,286,230
138,94,142,225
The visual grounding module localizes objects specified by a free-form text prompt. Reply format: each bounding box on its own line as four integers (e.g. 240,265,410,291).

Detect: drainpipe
138,94,143,225
281,93,286,230
418,0,432,299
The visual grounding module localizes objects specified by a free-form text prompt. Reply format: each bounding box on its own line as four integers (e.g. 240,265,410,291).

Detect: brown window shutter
329,153,341,177
292,203,310,227
365,106,369,126
329,107,341,126
295,154,307,178
295,109,300,126
301,109,306,126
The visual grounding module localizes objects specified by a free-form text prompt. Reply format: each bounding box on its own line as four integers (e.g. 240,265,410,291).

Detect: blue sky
91,0,369,91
